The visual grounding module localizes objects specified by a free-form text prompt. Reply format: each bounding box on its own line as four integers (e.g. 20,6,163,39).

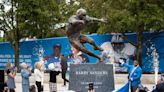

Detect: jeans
22,84,29,92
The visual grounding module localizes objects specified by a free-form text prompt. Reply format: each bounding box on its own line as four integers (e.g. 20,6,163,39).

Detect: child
21,63,32,92
34,62,44,92
48,63,60,92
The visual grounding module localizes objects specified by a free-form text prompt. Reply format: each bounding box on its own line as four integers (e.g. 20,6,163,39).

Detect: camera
88,83,94,92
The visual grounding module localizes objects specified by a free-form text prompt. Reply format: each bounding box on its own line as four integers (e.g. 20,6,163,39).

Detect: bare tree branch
3,19,12,30
122,33,137,47
143,30,164,46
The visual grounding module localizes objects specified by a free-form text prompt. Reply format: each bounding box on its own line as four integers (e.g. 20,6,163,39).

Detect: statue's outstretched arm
86,16,107,23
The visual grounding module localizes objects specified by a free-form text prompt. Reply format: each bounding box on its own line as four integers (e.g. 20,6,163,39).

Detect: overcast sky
0,0,11,11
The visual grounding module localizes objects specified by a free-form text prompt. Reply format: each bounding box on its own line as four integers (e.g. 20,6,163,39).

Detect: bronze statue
66,8,107,62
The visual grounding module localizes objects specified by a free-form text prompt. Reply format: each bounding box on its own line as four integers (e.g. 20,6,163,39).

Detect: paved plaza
13,73,156,92
15,83,154,92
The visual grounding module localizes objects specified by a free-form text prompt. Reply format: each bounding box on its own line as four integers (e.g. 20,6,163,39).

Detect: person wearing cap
88,83,95,92
66,8,107,62
44,44,62,69
21,63,32,92
44,44,69,86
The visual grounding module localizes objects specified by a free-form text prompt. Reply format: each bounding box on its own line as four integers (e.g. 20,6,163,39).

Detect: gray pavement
15,83,155,92
13,74,157,92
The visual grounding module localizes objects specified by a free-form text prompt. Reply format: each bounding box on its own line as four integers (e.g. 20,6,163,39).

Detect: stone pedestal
69,64,115,92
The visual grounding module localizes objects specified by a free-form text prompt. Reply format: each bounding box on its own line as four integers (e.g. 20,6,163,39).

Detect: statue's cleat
94,47,104,51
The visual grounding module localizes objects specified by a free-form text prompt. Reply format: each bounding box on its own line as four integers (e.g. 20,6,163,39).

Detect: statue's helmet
76,8,87,16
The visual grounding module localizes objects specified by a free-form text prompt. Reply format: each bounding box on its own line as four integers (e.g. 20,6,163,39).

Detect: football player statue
66,8,107,62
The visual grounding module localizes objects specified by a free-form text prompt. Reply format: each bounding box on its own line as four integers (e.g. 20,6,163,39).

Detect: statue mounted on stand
66,8,107,62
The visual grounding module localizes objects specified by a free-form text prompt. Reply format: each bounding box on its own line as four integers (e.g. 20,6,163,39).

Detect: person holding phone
88,83,95,92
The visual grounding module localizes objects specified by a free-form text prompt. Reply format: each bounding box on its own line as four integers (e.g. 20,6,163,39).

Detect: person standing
120,59,142,92
34,62,44,92
60,55,69,86
5,62,17,92
0,69,7,92
48,63,60,92
21,63,32,92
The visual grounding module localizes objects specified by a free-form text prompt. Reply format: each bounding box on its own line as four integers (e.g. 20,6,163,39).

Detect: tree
77,0,164,66
17,0,63,38
0,0,21,70
0,0,62,69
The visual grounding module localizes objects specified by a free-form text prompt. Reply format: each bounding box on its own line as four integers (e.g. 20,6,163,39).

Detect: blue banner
116,82,129,92
0,32,164,73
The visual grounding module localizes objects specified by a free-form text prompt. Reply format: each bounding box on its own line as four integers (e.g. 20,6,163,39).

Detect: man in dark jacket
60,55,69,86
0,70,7,92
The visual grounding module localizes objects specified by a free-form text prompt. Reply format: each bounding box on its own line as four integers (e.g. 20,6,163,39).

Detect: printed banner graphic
0,32,164,72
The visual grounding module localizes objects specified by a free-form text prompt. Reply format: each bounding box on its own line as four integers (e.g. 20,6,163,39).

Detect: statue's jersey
66,15,91,39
